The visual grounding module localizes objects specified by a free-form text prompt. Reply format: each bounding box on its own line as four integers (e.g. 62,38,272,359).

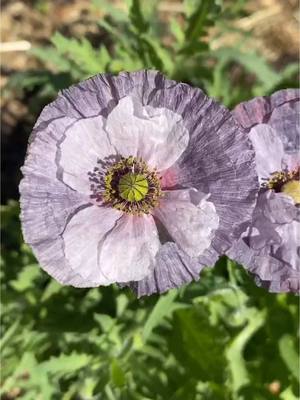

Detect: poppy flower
228,89,300,293
20,70,258,296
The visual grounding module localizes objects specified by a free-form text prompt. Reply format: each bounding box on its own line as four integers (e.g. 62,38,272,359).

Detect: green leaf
10,264,41,292
279,334,299,382
94,313,115,332
170,18,185,45
30,47,73,72
50,32,109,75
280,385,300,400
110,359,126,387
142,290,178,342
142,36,174,73
129,0,149,34
170,304,228,382
41,280,62,302
226,309,266,393
212,47,279,93
184,0,220,42
92,0,128,22
0,319,20,350
40,352,91,376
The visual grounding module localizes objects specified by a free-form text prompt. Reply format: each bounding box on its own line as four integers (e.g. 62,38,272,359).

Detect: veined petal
59,115,114,193
63,205,122,284
127,242,202,297
274,220,300,272
154,189,219,257
105,96,189,171
249,124,284,181
20,70,259,294
98,214,160,282
229,89,300,293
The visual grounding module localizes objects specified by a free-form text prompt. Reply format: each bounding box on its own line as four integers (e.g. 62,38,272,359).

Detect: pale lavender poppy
228,89,300,293
20,70,258,296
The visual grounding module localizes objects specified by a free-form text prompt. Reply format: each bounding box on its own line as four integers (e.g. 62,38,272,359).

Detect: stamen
262,167,300,204
102,156,162,215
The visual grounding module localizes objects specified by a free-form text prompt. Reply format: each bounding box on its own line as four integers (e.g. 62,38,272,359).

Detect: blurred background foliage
1,0,299,399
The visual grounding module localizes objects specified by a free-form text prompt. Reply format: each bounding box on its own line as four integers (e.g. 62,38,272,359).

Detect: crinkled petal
126,243,203,297
20,175,89,245
229,89,300,293
98,214,160,282
240,190,299,276
261,191,298,224
20,190,100,287
274,220,300,272
227,238,300,292
152,85,259,266
249,124,284,181
20,70,259,292
233,88,300,154
104,96,189,170
245,191,298,252
233,89,299,130
63,205,122,285
256,275,300,293
228,221,300,294
154,189,219,257
59,115,114,193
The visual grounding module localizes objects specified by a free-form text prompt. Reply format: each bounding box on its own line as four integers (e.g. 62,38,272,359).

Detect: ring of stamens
262,167,300,204
103,156,162,215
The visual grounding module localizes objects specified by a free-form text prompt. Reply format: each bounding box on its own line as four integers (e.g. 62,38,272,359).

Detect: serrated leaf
0,319,20,350
40,352,91,376
184,0,220,42
51,32,108,75
129,0,149,34
142,37,174,73
142,290,178,342
30,47,73,72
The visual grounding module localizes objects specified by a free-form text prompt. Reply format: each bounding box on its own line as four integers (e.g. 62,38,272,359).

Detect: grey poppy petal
228,238,300,294
228,89,300,293
20,70,258,292
233,88,300,154
153,189,219,258
125,72,258,268
256,275,300,294
233,89,299,131
127,243,203,297
163,98,258,265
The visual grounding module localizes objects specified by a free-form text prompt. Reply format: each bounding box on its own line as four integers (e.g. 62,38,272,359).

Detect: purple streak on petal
127,242,203,297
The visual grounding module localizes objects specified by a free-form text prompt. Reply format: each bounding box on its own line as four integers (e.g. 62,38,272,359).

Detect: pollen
103,156,162,215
